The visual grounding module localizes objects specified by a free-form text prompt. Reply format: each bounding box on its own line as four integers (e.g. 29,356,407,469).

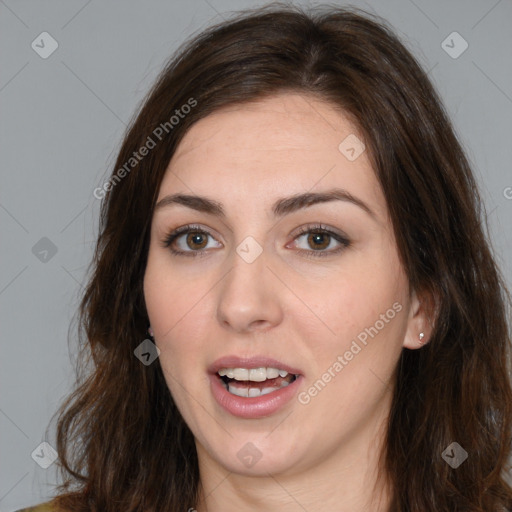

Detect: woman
18,4,512,511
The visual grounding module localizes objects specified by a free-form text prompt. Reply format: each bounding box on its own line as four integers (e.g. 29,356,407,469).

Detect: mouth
208,356,304,418
217,367,299,398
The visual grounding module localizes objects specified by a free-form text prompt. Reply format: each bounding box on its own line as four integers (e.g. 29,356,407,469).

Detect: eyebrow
154,188,375,219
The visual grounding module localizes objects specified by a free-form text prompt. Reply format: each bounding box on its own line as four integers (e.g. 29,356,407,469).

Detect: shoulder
13,501,60,512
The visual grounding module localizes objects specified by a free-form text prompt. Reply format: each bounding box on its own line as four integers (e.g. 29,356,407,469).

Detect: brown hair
48,4,512,511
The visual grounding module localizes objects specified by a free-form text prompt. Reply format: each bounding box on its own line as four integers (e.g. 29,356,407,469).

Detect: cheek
143,251,219,401
306,257,404,326
144,248,213,339
297,250,409,367
297,271,408,429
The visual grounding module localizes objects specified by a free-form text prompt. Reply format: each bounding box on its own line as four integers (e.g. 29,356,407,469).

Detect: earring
148,326,154,338
419,332,425,344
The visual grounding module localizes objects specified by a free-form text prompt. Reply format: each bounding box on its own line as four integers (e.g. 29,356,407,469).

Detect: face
143,93,425,479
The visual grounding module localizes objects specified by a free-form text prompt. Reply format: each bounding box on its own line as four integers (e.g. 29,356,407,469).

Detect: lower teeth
224,378,294,398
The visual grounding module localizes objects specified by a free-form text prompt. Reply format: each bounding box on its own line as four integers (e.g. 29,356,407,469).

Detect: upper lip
208,356,303,376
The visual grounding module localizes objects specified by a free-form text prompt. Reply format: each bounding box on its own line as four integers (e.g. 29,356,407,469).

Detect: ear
402,287,436,350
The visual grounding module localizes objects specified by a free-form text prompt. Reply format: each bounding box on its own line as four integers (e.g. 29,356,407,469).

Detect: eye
289,224,350,258
161,223,350,259
161,224,222,257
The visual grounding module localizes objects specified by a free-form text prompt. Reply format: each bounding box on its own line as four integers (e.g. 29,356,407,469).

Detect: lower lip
209,373,303,419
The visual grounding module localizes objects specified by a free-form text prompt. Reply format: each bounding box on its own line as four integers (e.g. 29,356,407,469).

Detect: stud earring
419,332,425,344
148,326,154,338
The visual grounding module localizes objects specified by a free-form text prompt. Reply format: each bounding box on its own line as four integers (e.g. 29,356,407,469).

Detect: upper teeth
218,367,290,381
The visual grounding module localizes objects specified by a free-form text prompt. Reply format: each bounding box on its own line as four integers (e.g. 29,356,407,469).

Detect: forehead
158,93,387,221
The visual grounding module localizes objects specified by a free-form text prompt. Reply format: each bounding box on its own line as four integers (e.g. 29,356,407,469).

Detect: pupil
308,232,329,250
188,233,207,249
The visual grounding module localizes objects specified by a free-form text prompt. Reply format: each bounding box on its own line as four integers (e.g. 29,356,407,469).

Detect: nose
216,249,284,333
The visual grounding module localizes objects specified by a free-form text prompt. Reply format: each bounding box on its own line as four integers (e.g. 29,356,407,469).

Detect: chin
204,434,306,476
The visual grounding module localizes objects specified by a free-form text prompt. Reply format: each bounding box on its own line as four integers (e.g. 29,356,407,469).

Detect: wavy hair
48,4,512,511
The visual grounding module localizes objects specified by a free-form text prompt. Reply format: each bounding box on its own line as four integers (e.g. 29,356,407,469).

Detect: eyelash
161,223,351,259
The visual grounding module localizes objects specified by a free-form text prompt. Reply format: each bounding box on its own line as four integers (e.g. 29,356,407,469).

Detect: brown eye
291,225,351,258
307,232,331,250
186,232,208,250
162,224,222,257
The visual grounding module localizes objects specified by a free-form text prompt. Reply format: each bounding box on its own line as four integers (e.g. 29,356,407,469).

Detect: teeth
266,367,280,379
248,368,267,382
226,379,292,397
217,367,290,381
233,368,249,381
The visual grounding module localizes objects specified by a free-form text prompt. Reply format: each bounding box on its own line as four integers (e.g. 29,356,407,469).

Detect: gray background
1,0,511,510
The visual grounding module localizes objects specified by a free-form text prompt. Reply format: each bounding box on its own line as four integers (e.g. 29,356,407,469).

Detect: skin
143,93,432,512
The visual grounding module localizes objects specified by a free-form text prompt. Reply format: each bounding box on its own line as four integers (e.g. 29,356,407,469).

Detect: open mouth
217,367,299,398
